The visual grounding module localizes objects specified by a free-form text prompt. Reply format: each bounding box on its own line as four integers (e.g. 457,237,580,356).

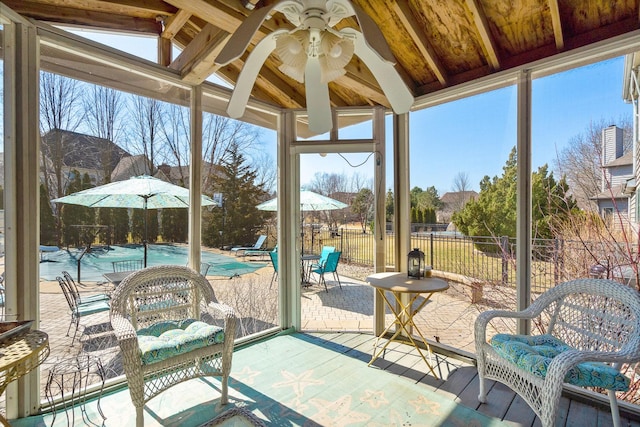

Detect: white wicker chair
110,265,236,426
475,278,640,427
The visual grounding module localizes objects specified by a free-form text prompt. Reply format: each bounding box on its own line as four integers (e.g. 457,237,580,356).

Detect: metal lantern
408,248,425,279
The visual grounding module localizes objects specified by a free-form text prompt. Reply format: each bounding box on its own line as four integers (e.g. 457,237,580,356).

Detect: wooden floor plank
565,399,598,427
436,365,477,400
477,381,517,420
503,394,538,427
456,372,482,409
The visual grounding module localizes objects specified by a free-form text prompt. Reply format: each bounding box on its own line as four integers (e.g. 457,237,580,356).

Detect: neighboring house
437,190,478,223
40,129,131,194
158,162,221,194
590,125,633,226
110,154,152,182
623,53,640,228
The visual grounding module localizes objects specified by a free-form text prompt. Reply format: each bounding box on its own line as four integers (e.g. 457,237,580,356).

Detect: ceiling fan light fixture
276,32,309,82
321,32,353,67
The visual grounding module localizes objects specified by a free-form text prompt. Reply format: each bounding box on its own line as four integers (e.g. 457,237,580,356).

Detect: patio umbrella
52,175,218,266
256,190,348,212
257,190,348,253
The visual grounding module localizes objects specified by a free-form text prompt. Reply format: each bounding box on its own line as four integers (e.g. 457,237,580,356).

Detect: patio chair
57,276,110,345
110,265,237,427
230,235,267,256
475,278,640,427
0,272,4,320
311,251,342,292
312,245,335,270
112,259,144,272
269,250,278,288
62,271,110,304
200,262,211,277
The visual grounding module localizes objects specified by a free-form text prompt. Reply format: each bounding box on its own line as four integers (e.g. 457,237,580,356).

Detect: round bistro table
366,272,449,379
0,329,49,426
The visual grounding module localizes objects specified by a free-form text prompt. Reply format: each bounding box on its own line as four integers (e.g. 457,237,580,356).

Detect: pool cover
39,244,266,282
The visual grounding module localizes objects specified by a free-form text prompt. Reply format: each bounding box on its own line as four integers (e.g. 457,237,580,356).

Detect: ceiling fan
215,0,414,134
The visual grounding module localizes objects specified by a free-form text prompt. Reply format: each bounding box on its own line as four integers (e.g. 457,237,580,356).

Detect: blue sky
68,30,632,195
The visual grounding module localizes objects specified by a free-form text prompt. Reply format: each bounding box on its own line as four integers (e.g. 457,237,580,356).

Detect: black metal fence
303,225,639,292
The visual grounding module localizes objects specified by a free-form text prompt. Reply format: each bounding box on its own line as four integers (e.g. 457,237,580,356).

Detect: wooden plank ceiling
5,0,640,112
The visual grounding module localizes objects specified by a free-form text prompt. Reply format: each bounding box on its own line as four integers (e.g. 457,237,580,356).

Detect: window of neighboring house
603,207,614,216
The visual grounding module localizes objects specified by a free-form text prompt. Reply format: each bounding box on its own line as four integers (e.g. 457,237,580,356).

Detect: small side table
366,272,449,379
0,330,49,427
45,355,106,427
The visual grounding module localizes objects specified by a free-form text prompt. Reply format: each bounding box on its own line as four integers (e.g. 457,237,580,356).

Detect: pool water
39,244,266,282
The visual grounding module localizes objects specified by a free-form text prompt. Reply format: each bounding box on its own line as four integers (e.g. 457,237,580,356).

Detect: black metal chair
112,259,144,272
57,276,110,345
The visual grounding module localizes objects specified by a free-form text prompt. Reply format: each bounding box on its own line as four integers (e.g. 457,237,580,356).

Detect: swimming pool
39,244,266,282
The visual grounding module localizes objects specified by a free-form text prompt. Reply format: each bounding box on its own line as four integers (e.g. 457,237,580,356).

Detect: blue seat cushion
137,319,225,365
490,334,630,391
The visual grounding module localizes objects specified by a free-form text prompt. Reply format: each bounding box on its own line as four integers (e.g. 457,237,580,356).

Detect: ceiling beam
170,24,230,84
466,0,500,70
11,0,176,18
392,1,448,86
5,1,162,34
217,61,306,109
161,8,191,40
547,0,564,50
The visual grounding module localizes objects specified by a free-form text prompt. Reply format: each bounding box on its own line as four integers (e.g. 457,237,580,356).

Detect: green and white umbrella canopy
52,175,217,210
52,175,218,266
256,190,348,212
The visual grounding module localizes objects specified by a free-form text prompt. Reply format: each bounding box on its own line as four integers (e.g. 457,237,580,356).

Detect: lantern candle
408,248,425,278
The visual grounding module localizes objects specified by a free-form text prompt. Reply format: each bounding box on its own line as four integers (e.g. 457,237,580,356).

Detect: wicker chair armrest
208,301,236,320
542,348,635,406
549,348,638,374
207,301,237,335
474,307,541,344
111,313,139,349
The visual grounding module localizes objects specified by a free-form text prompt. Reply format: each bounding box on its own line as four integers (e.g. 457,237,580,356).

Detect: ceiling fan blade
343,28,414,114
215,2,281,66
305,56,332,134
227,31,283,119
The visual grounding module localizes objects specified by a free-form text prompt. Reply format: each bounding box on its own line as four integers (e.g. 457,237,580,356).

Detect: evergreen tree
161,208,188,242
132,208,159,244
40,183,57,246
352,188,374,233
202,143,268,248
385,189,394,222
452,147,577,241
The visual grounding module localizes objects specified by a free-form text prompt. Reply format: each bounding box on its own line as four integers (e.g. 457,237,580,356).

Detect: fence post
554,238,559,284
501,236,509,285
430,233,434,267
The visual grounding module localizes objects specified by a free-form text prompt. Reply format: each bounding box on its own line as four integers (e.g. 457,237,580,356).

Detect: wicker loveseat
110,265,236,426
475,278,640,427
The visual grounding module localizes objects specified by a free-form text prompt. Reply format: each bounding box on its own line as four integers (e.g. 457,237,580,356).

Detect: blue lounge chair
231,235,267,256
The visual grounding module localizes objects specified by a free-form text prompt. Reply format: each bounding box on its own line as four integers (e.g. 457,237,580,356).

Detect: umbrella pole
143,199,148,268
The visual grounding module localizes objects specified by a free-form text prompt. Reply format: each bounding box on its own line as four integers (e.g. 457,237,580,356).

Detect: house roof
604,151,633,167
40,129,130,172
440,191,478,204
8,1,640,118
590,185,628,201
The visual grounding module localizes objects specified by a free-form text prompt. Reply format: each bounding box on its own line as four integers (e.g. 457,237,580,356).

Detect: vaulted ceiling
5,0,640,114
